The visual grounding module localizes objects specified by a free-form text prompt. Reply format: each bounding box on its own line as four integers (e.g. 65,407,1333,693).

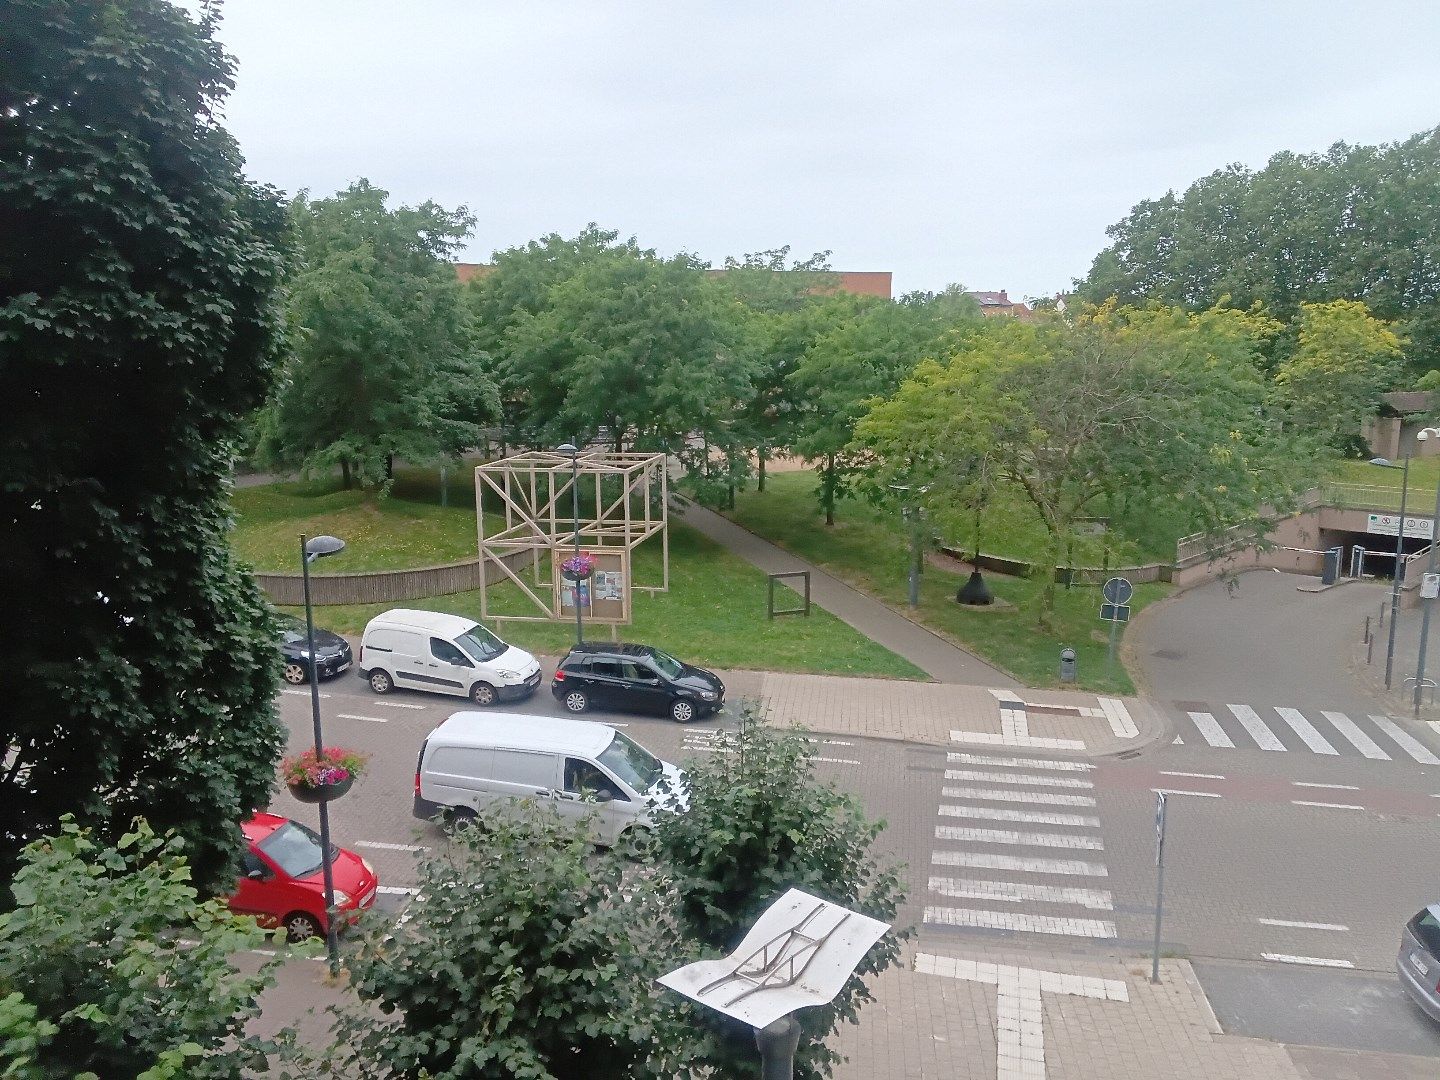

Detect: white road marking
934,825,1103,850
1321,711,1390,760
950,729,1086,751
1261,953,1354,968
923,906,1117,938
1187,711,1235,748
1291,781,1359,791
337,713,388,723
372,701,427,709
355,841,427,852
804,737,855,746
1172,735,1184,745
1097,697,1139,738
281,688,331,698
377,885,421,896
1430,720,1440,740
1291,800,1364,811
1370,715,1440,764
938,804,1100,828
1226,704,1287,751
943,768,1093,790
810,756,861,765
928,876,1113,911
1274,708,1339,755
1258,918,1349,931
932,850,1107,877
916,954,1129,1001
942,786,1097,807
1151,788,1222,799
947,752,1093,772
1159,770,1226,780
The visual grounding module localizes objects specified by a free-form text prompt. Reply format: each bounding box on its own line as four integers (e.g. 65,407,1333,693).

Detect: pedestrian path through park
675,500,1016,686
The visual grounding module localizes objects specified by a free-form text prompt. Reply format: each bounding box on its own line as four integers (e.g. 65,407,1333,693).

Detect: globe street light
557,443,584,644
300,533,345,973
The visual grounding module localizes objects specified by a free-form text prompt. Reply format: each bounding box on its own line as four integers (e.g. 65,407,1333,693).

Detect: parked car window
456,624,506,663
648,649,683,679
564,758,626,801
590,660,624,679
241,850,269,879
597,731,664,792
257,821,329,879
1411,910,1440,953
430,638,472,666
621,661,657,682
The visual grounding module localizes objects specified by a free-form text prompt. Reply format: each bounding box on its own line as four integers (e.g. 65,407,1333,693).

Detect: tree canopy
1077,127,1440,369
1,0,288,891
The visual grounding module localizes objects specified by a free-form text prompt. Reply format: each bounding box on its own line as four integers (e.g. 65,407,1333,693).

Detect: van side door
425,636,475,696
371,630,430,691
557,756,632,845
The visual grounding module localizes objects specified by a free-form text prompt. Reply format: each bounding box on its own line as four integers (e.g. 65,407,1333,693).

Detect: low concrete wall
255,549,531,606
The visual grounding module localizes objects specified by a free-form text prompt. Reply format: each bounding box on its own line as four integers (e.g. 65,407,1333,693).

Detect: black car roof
561,642,655,660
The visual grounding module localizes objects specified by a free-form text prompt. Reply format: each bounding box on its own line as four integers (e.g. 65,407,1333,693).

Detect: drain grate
1152,649,1185,660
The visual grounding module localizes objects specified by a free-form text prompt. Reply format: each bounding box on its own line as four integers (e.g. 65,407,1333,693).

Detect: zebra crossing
1173,702,1440,763
924,751,1116,940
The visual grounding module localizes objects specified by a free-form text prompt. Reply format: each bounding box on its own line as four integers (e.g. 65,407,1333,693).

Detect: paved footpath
678,500,1017,686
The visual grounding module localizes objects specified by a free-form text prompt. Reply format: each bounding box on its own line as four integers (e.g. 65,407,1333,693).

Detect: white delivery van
412,712,687,846
357,609,541,706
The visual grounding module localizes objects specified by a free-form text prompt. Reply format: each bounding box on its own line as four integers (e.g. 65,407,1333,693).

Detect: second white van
413,712,687,846
358,608,541,706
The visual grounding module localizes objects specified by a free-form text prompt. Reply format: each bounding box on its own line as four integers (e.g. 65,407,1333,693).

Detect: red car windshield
258,820,333,879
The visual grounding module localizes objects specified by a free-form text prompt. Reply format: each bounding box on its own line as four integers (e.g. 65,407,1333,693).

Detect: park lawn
727,470,1168,693
1330,456,1440,507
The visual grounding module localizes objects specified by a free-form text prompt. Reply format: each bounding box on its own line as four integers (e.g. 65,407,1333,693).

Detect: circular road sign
1102,576,1134,605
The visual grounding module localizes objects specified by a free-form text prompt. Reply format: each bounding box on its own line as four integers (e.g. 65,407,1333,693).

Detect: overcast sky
205,1,1440,300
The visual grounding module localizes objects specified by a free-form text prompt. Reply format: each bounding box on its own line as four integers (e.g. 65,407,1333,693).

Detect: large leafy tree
0,818,282,1079
1078,128,1440,368
257,180,497,488
0,0,288,891
856,304,1313,623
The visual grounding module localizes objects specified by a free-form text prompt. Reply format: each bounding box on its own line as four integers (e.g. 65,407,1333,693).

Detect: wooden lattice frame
476,450,669,626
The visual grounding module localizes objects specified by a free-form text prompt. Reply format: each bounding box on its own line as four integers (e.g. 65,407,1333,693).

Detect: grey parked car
1397,904,1440,1021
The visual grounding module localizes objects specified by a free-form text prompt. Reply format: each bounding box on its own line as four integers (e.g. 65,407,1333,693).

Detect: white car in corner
357,608,541,706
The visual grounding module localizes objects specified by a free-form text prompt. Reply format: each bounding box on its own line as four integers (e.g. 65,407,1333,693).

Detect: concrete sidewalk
678,501,1016,687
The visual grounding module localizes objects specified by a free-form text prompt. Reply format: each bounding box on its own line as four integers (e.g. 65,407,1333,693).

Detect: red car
228,812,379,942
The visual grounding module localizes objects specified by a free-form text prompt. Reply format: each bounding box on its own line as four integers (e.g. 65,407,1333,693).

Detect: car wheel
563,690,589,713
470,682,497,707
282,661,308,685
670,698,696,723
283,911,323,943
446,806,478,831
368,669,393,694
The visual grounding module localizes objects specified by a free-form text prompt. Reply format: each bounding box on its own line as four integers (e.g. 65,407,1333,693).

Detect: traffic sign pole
1151,791,1167,984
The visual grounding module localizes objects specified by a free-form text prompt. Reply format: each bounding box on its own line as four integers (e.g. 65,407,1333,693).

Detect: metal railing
1322,482,1411,513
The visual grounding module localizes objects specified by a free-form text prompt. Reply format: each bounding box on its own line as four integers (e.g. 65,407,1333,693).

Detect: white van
412,712,686,846
358,609,541,706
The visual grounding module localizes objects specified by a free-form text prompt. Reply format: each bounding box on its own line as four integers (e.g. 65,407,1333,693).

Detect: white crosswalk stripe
941,785,1097,808
942,768,1093,790
1321,711,1390,759
1274,708,1338,755
1187,711,1234,748
946,752,1093,772
929,877,1113,910
1226,704,1287,751
1177,703,1440,763
923,907,1117,938
937,804,1100,828
1370,715,1440,764
932,850,1107,876
935,825,1104,849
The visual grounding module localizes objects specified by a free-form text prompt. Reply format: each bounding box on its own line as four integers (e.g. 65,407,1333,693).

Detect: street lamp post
300,533,345,974
889,483,925,609
557,443,584,644
1412,429,1440,714
1372,456,1414,690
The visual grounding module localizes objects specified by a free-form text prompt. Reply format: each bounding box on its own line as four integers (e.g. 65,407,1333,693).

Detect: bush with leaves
0,818,282,1079
651,712,907,1080
316,801,672,1080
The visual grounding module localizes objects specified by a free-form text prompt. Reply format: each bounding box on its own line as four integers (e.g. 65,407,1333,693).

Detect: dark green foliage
0,818,282,1079
0,0,288,891
320,804,670,1080
651,715,907,1080
1077,128,1440,368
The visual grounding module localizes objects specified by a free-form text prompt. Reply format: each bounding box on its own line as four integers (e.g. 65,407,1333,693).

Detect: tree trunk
385,453,394,480
758,448,767,493
340,459,352,490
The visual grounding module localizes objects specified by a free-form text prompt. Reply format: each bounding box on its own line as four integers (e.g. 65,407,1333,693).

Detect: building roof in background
454,263,891,299
1380,390,1436,415
965,289,1033,318
453,262,496,284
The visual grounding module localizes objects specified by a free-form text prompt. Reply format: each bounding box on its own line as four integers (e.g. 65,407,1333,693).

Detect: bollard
1059,647,1077,683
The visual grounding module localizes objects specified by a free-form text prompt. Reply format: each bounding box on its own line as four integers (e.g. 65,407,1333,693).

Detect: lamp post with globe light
1410,428,1440,713
557,443,584,644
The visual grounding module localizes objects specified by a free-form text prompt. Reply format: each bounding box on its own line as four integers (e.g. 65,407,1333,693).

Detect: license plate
336,661,351,673
526,672,540,685
1411,952,1429,977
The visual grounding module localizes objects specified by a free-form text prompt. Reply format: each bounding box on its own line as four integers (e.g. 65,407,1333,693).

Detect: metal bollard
1059,647,1077,683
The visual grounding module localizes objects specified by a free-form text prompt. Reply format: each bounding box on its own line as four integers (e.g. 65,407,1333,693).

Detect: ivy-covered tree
651,716,906,1080
0,818,282,1079
257,180,498,488
0,0,288,891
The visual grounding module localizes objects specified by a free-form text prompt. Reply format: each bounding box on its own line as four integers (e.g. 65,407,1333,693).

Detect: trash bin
1059,647,1077,683
1321,545,1342,586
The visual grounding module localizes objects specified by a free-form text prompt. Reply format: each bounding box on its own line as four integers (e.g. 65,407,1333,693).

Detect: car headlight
699,690,716,701
331,891,351,908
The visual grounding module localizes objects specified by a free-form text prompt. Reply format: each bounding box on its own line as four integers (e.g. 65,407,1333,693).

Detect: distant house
1364,391,1439,459
965,290,1033,319
453,262,892,299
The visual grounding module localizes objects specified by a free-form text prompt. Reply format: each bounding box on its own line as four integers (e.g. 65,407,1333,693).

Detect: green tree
856,304,1311,623
258,180,497,488
1272,299,1405,452
1078,128,1440,368
1,0,288,891
791,289,979,524
651,716,906,1080
320,804,668,1080
0,818,281,1079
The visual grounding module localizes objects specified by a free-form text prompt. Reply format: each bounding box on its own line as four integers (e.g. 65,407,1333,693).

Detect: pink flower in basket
281,747,369,791
561,552,598,579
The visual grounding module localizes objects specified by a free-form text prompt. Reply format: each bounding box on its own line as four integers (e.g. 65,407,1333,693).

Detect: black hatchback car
550,643,724,723
279,615,353,685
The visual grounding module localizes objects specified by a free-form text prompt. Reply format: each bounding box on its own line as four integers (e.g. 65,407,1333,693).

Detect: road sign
1102,576,1133,605
1100,602,1130,623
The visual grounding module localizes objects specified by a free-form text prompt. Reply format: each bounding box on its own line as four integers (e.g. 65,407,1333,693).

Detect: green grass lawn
1329,456,1440,511
726,471,1168,693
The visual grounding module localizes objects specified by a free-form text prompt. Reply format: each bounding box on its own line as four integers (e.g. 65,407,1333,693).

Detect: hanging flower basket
560,551,598,581
281,747,368,804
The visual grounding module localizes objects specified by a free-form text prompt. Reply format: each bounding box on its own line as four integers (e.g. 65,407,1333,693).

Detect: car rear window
1410,910,1440,954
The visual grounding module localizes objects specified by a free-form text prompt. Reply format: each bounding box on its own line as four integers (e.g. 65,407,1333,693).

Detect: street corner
944,687,1165,758
832,941,1303,1080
